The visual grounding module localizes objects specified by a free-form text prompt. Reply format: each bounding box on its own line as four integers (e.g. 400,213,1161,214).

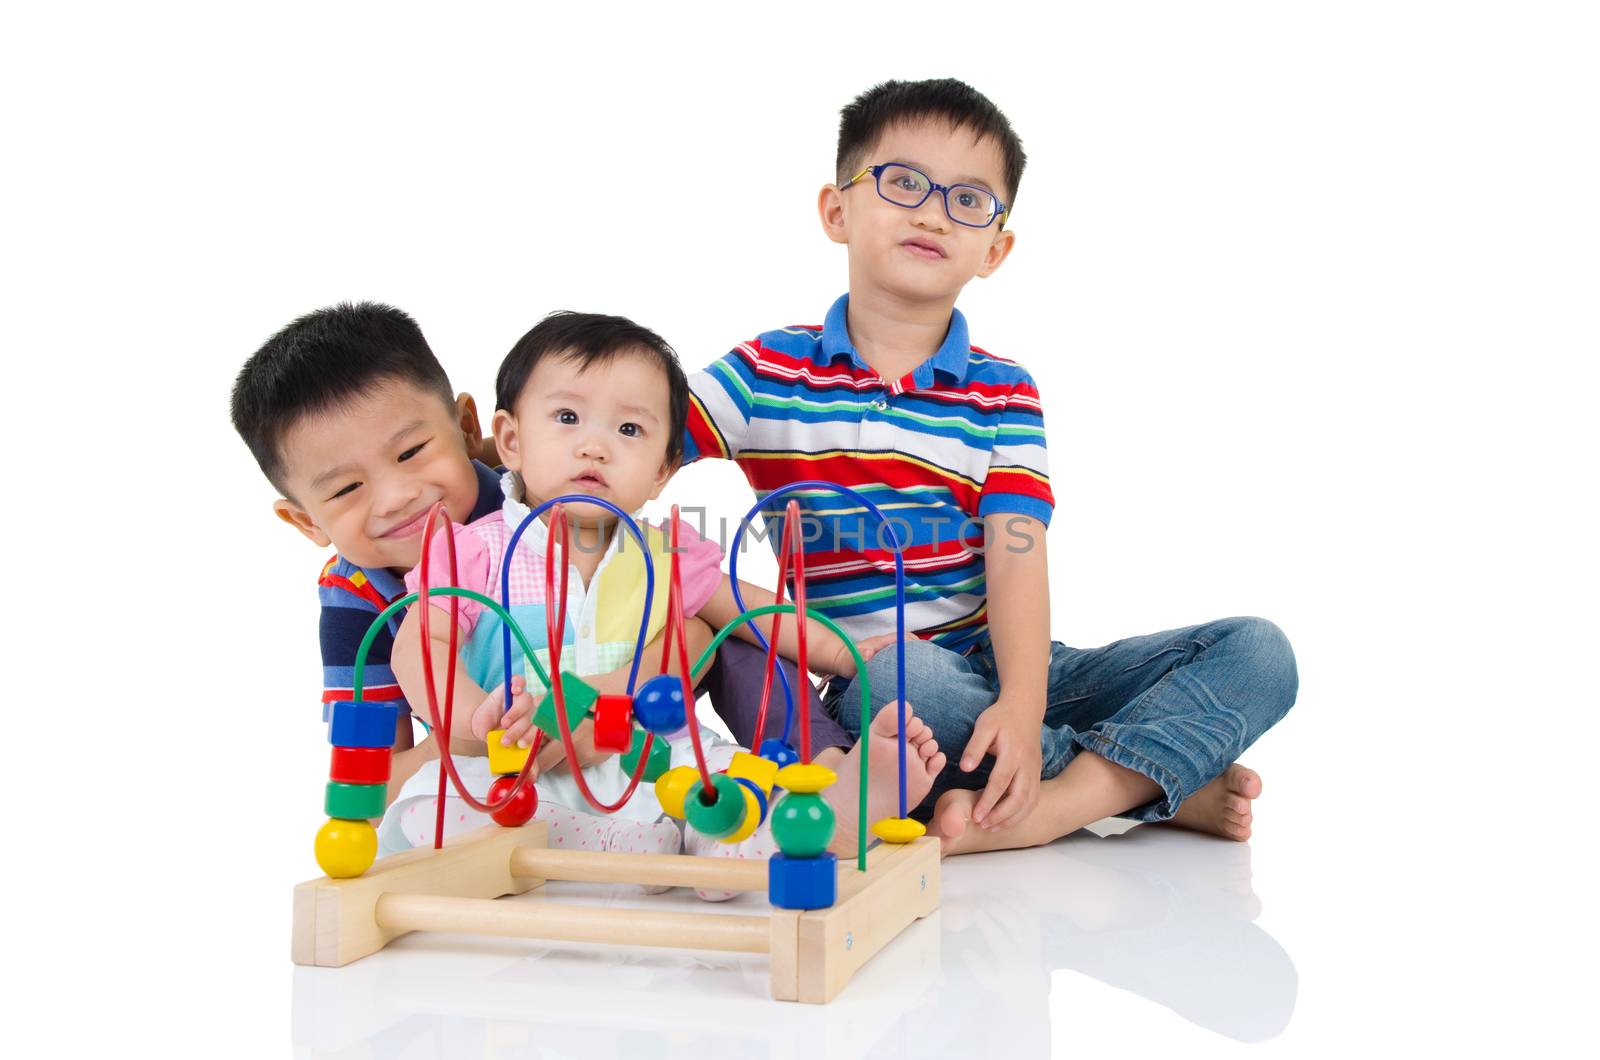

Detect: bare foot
820,701,946,855
1162,764,1262,841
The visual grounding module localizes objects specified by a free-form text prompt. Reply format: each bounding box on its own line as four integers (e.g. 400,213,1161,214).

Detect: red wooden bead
487,774,538,827
329,745,392,785
593,694,634,753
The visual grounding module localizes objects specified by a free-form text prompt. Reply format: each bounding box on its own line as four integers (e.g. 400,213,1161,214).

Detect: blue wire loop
728,481,910,818
499,496,657,719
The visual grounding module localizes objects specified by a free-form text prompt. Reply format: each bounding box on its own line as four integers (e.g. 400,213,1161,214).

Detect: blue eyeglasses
843,162,1009,229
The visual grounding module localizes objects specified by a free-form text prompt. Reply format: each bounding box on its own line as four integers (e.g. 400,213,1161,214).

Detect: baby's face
827,120,1016,303
273,380,481,571
495,349,674,526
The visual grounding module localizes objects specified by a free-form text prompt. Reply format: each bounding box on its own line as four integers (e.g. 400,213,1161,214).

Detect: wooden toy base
292,823,940,1003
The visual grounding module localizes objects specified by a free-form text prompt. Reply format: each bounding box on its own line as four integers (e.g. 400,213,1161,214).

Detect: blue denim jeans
821,617,1298,822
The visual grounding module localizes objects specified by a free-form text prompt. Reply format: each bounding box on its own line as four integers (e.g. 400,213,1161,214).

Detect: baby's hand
470,675,538,743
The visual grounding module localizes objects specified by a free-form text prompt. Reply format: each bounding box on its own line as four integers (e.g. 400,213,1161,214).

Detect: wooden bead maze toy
292,485,940,1002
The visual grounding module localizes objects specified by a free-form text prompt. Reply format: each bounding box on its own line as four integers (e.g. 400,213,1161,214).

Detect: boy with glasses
685,78,1298,854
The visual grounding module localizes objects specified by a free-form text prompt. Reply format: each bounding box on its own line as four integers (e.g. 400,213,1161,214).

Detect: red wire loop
416,503,545,848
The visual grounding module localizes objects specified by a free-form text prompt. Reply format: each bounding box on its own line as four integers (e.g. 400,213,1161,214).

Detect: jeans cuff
1073,731,1187,823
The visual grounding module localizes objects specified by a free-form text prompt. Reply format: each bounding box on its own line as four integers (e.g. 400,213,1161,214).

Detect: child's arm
486,616,717,771
390,604,493,756
698,578,895,678
961,515,1051,831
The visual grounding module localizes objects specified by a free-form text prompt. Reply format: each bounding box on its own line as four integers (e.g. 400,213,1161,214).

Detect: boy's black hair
496,311,689,468
230,301,454,496
837,78,1027,213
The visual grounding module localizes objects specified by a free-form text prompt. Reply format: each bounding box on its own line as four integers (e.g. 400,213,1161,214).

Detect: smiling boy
231,303,502,792
686,79,1298,854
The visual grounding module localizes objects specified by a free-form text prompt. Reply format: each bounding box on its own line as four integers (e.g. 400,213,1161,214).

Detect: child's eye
398,441,428,462
557,409,579,425
330,482,361,500
619,422,642,438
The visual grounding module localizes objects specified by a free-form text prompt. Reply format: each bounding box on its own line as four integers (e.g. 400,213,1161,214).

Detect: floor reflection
291,827,1294,1058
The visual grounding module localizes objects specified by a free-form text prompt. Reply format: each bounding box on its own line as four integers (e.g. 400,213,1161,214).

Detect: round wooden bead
329,745,392,785
770,791,836,858
315,817,377,879
632,673,686,734
758,739,800,768
774,762,837,795
684,773,747,839
654,764,699,819
720,779,766,844
325,781,387,820
487,774,538,827
871,817,927,843
592,694,634,753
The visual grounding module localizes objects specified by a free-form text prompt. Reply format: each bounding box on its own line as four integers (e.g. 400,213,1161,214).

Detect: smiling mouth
382,509,432,539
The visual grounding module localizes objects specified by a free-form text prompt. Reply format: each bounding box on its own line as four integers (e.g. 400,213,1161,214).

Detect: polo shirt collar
818,293,972,387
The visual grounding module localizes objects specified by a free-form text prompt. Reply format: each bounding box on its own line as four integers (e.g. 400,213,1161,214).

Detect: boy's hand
829,632,897,677
960,696,1043,831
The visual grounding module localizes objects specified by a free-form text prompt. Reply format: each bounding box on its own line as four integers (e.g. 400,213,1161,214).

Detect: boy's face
273,380,483,572
492,349,674,526
820,120,1016,304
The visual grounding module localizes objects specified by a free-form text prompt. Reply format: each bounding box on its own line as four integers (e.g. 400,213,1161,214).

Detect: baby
379,312,946,886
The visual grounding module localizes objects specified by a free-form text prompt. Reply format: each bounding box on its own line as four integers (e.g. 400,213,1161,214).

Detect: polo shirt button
580,624,592,638
870,397,888,411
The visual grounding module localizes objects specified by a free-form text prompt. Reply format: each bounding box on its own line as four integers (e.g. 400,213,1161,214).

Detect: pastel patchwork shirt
405,473,725,694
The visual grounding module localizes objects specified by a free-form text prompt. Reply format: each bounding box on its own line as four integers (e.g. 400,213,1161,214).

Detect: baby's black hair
496,311,689,468
836,78,1027,213
230,301,454,496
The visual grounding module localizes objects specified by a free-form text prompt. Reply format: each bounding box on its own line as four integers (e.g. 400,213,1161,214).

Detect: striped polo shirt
684,294,1054,655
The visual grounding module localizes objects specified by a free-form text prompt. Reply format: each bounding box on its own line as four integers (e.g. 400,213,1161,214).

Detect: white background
5,1,1596,1055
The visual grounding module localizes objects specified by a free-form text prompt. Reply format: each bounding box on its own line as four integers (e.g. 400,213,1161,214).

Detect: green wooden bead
324,781,387,820
684,773,747,839
770,791,836,858
532,672,599,739
620,727,671,782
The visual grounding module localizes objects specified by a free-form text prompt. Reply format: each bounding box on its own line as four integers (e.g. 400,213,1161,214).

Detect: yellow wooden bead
315,817,377,878
726,750,779,797
719,783,763,844
774,762,837,794
485,730,532,776
654,765,699,819
871,817,927,844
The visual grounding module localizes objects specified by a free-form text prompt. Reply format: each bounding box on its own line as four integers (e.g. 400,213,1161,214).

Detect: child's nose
376,472,423,515
576,433,609,461
911,193,951,232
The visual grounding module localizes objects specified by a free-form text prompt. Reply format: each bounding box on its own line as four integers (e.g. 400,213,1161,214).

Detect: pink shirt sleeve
669,518,726,619
404,521,492,635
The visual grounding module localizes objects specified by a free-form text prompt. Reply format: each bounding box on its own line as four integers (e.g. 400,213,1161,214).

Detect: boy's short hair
836,78,1027,208
231,301,454,495
496,311,689,468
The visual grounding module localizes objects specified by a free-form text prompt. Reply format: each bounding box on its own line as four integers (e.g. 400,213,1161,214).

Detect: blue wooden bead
768,852,837,910
632,673,687,734
328,701,402,748
732,776,769,825
759,739,799,768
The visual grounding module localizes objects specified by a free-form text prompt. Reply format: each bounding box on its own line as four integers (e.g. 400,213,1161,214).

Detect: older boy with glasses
685,78,1298,854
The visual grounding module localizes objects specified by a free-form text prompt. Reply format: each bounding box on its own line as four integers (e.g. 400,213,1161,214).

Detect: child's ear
273,499,332,548
491,408,521,471
456,392,500,467
817,183,850,245
976,226,1017,279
